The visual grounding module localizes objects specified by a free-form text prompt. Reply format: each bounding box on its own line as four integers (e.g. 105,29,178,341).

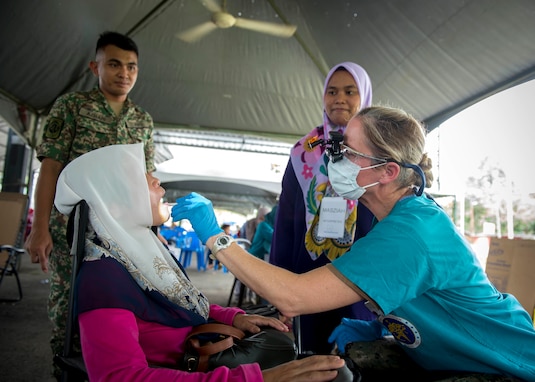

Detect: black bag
183,323,297,372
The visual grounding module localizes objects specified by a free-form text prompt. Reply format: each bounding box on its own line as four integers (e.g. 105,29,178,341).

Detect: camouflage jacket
37,87,155,172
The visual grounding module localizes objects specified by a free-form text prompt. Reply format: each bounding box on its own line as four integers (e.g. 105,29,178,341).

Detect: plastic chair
0,192,29,302
0,245,26,302
205,246,228,273
215,258,228,273
160,225,187,245
178,231,206,271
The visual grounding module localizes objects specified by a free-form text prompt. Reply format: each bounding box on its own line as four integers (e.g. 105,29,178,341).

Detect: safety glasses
340,143,387,164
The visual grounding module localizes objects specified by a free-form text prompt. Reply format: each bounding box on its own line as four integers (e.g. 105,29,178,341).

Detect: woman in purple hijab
269,62,376,354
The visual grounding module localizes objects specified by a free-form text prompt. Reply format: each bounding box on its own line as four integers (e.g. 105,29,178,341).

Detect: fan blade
176,21,218,43
234,17,296,38
197,0,222,13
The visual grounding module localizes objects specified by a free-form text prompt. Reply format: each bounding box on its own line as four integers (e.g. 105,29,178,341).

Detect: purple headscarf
323,61,373,113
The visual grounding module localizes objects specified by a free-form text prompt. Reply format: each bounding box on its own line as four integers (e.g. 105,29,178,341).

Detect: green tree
463,158,535,236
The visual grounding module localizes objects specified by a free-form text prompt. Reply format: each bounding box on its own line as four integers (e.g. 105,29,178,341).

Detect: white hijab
54,143,209,319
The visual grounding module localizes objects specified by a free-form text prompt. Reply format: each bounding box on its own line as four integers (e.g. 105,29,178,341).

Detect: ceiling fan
176,0,297,43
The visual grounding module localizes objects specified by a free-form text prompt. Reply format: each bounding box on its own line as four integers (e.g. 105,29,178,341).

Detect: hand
24,227,53,273
171,192,223,244
262,355,345,382
328,318,389,354
232,313,289,334
279,314,293,330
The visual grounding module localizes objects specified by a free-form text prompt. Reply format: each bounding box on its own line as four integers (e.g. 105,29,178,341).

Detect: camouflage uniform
36,87,155,378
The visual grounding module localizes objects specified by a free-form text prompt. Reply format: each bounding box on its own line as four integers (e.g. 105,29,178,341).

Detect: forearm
210,235,298,316
207,235,357,317
32,158,63,229
172,192,360,315
209,304,245,325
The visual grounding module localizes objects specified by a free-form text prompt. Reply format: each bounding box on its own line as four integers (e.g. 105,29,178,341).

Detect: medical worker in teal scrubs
173,106,535,381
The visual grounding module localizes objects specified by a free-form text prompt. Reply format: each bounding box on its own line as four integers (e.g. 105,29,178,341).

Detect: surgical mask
328,156,385,200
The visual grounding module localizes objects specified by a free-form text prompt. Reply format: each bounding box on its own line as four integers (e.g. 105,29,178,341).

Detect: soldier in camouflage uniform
24,31,155,380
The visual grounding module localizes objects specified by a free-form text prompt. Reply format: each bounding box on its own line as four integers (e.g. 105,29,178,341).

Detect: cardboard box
486,237,535,321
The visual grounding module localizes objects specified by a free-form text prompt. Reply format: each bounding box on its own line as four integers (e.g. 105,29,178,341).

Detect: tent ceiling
2,0,535,140
1,0,535,213
162,179,279,216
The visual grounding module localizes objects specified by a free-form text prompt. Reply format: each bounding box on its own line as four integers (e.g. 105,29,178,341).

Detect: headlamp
308,131,344,163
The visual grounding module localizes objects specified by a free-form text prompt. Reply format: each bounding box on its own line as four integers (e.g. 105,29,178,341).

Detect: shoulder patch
43,117,64,139
382,315,421,348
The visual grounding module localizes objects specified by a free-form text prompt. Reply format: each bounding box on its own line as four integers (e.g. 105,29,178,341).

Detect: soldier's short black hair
96,31,139,57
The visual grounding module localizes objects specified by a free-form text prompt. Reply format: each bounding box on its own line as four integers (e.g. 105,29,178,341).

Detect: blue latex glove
328,318,390,355
171,192,223,244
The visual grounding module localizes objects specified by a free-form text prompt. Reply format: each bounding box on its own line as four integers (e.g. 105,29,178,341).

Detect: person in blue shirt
172,106,535,381
249,205,277,261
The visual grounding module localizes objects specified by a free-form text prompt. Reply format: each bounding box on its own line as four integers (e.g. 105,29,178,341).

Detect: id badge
317,197,346,238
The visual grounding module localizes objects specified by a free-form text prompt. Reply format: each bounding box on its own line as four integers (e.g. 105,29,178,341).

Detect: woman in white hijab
54,143,346,382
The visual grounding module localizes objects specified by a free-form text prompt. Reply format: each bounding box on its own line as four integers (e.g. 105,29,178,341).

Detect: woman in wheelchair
54,143,345,382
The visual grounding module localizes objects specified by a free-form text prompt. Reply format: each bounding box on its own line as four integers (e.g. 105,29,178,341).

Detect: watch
210,234,235,259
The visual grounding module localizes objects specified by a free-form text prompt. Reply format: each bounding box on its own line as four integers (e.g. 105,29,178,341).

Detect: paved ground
0,252,235,382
